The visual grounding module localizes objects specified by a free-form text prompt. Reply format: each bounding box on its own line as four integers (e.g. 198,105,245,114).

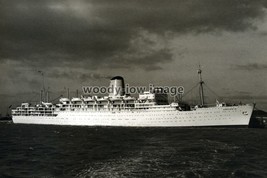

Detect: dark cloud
234,63,267,70
0,0,267,71
46,70,114,82
222,94,267,101
258,31,267,36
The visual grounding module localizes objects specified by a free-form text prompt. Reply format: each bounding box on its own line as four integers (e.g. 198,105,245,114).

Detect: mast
38,70,45,102
198,65,205,106
46,87,49,102
40,90,43,103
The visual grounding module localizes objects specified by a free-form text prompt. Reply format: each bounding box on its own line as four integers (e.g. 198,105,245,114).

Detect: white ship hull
12,105,254,127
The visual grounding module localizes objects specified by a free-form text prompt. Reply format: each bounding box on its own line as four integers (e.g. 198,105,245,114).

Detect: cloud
1,0,267,71
46,70,114,82
234,63,267,70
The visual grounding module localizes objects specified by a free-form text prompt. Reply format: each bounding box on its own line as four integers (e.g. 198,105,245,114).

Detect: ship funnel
109,76,125,97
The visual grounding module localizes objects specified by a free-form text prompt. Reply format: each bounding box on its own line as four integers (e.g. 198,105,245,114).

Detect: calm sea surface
0,122,267,178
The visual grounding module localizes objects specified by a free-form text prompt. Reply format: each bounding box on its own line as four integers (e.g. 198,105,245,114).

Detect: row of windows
20,117,232,122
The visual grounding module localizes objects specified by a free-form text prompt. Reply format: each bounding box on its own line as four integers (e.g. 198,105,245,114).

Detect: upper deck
12,90,177,116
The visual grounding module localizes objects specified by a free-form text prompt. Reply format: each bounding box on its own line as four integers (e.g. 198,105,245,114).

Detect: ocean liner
12,69,254,127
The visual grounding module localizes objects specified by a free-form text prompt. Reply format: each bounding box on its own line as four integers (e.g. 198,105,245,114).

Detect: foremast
198,65,205,106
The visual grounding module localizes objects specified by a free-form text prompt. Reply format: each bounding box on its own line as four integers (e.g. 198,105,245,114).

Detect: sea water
0,122,267,178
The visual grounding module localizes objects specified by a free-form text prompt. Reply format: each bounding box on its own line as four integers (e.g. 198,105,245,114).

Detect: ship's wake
75,138,244,177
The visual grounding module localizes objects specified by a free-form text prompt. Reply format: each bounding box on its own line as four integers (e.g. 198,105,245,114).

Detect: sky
1,0,267,114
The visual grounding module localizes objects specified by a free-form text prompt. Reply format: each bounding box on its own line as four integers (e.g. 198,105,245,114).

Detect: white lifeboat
59,98,71,104
42,102,53,108
71,97,82,103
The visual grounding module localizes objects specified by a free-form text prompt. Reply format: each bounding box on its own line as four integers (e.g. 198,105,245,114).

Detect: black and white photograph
0,0,267,177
